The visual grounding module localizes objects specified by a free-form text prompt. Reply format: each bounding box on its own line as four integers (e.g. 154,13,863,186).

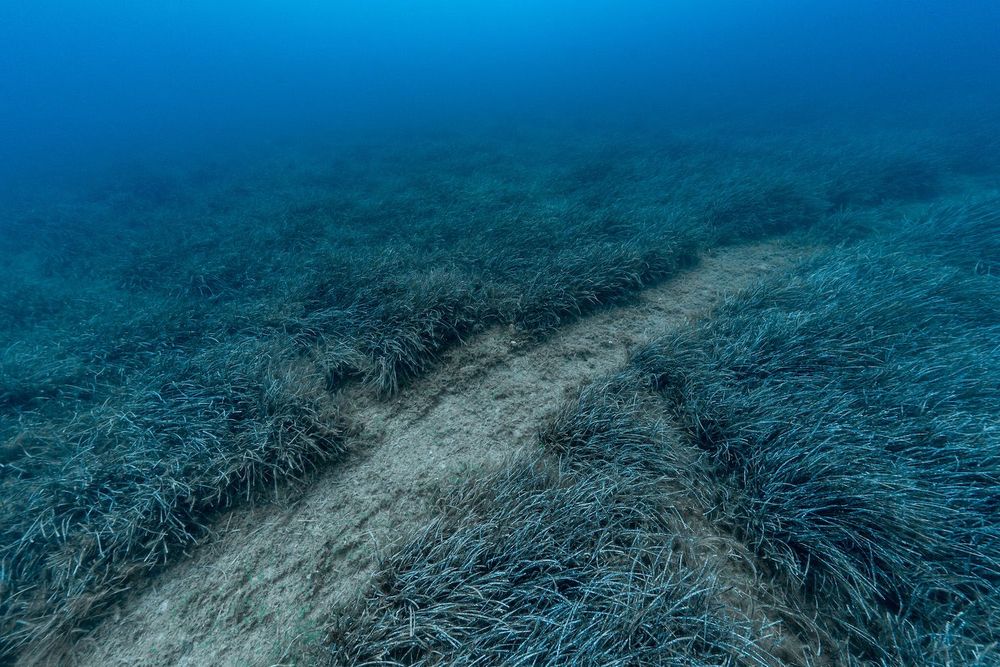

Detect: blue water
2,0,999,179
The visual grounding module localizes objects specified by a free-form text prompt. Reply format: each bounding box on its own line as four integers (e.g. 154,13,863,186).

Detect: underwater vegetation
327,200,999,666
0,123,998,660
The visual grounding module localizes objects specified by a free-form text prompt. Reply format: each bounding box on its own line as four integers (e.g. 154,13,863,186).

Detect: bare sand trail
58,241,807,667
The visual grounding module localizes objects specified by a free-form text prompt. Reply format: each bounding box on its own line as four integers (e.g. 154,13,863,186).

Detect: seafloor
1,119,998,665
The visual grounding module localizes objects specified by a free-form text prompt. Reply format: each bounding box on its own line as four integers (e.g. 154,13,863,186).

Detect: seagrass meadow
1,117,999,664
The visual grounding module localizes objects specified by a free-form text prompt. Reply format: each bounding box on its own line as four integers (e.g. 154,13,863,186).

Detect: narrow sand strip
62,241,807,667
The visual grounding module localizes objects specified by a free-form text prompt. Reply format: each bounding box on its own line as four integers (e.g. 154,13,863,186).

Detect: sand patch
59,241,807,667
